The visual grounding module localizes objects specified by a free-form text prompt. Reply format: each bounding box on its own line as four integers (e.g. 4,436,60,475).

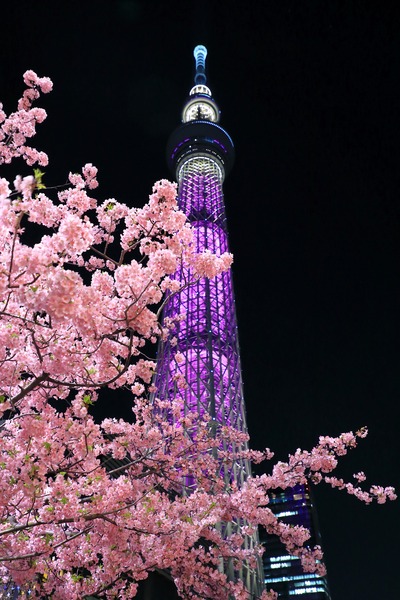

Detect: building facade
262,484,331,599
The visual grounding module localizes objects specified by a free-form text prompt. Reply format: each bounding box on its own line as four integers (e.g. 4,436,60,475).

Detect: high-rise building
151,45,264,597
262,484,331,599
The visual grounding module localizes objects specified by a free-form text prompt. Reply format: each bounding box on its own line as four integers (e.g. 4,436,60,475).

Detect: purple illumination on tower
156,159,243,431
152,47,265,596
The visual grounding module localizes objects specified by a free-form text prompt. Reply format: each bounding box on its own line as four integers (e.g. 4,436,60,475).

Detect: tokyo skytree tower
152,45,264,597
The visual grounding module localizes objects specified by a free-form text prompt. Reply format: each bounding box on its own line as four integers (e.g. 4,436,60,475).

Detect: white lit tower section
152,46,264,596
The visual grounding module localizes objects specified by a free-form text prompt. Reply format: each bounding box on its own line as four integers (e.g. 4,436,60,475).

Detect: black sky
2,1,399,598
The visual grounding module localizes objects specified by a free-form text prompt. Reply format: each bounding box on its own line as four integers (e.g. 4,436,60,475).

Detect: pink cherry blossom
0,73,395,600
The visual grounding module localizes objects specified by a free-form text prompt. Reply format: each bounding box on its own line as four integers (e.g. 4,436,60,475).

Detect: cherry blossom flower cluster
0,70,52,167
0,72,396,600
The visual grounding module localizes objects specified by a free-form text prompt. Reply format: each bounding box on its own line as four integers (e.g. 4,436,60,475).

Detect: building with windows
262,484,331,599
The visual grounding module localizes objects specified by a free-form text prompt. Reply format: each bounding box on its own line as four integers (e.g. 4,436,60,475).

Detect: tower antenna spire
178,45,220,125
194,44,207,85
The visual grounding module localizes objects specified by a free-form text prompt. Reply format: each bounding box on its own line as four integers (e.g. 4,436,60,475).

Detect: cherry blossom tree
0,72,396,600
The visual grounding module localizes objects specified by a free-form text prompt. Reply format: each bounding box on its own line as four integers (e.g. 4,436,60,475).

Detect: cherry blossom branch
0,526,93,563
9,373,49,406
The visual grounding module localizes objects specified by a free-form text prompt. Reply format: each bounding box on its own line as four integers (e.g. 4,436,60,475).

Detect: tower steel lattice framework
152,46,265,597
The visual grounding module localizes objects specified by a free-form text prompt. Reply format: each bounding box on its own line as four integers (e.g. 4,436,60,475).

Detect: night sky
2,1,399,598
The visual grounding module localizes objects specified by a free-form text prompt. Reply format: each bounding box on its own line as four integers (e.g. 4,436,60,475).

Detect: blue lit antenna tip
194,45,207,85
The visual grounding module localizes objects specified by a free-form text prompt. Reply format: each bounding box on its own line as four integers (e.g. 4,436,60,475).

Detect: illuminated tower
152,45,264,596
